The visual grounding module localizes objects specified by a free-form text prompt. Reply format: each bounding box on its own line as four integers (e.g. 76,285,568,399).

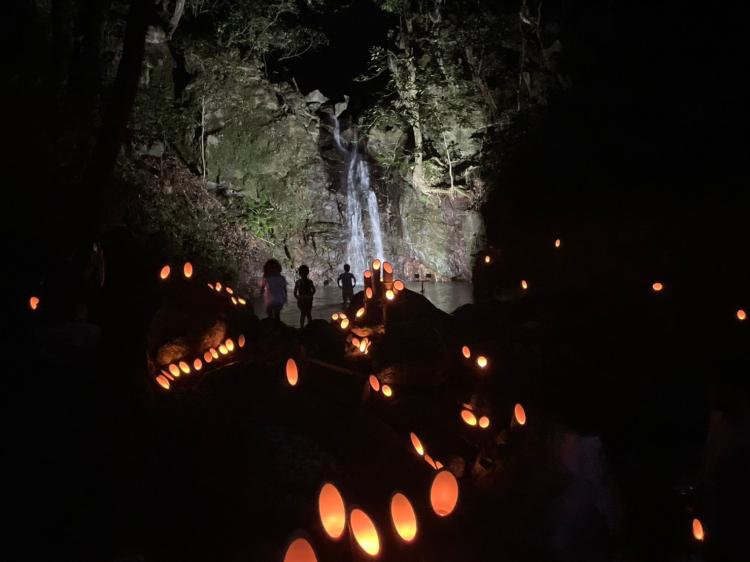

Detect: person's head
263,259,282,277
344,264,350,272
298,264,309,278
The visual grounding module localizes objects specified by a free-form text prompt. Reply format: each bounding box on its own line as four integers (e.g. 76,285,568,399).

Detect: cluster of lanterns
369,374,393,398
409,432,444,471
154,334,245,390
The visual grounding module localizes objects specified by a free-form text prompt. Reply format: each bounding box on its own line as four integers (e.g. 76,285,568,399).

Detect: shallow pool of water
252,281,474,326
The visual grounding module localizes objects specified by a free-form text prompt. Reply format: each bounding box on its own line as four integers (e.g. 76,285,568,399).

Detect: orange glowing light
365,287,373,300
193,358,203,371
521,279,528,290
318,483,346,540
159,265,171,280
183,262,193,278
282,537,318,562
156,375,170,389
369,375,381,392
161,369,174,381
225,338,235,352
476,355,488,368
364,270,372,280
286,358,299,386
238,297,247,305
435,460,444,469
349,509,380,557
484,255,491,264
218,344,228,355
359,339,368,353
352,337,361,348
410,432,424,456
207,283,214,290
215,281,222,291
356,307,365,318
652,282,663,292
339,312,347,319
555,238,561,248
381,384,393,397
478,416,490,429
372,259,381,271
461,409,478,426
385,289,395,301
461,345,471,359
430,470,459,517
231,297,238,305
514,403,527,426
424,454,437,470
390,493,418,543
225,286,234,294
737,309,746,321
29,296,40,310
168,364,180,377
203,351,213,363
238,334,246,348
332,313,340,321
394,279,405,291
692,518,704,542
340,318,350,329
210,348,219,359
178,361,190,374
383,262,393,274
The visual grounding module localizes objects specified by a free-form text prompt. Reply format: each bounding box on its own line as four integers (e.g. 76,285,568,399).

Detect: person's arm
352,275,356,287
337,274,342,288
311,281,316,295
293,281,299,299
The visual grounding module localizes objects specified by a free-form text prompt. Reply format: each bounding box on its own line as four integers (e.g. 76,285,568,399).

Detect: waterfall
331,116,385,276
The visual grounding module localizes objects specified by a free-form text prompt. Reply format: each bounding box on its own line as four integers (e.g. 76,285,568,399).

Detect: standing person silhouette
337,263,356,305
259,259,287,321
293,264,315,328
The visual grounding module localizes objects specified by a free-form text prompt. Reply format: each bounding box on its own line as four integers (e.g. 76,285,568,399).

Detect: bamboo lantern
521,279,528,290
231,297,238,305
183,262,193,278
390,492,418,543
203,351,213,363
372,259,381,272
424,454,437,470
218,344,228,355
369,375,381,392
476,355,488,368
225,286,234,294
179,361,190,374
340,312,347,319
652,282,663,292
365,287,373,300
461,409,477,426
238,334,246,348
214,281,222,291
318,483,346,540
385,289,395,301
356,307,365,318
349,508,380,557
282,537,318,562
478,416,490,429
513,403,527,426
555,238,561,248
210,348,219,359
332,313,340,321
225,338,235,352
29,296,40,310
382,262,394,284
286,358,299,386
156,375,170,389
461,345,471,359
435,461,444,469
352,337,361,348
393,280,405,292
238,297,247,306
359,339,368,353
381,384,393,398
737,309,746,321
692,518,704,542
484,255,491,264
340,318,350,330
430,470,459,517
207,282,214,290
410,433,424,456
161,369,174,381
168,363,180,377
159,265,170,280
193,358,203,371
363,270,373,291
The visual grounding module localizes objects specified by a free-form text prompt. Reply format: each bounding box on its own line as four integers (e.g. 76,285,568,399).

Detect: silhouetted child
337,263,356,305
293,264,315,328
259,259,287,321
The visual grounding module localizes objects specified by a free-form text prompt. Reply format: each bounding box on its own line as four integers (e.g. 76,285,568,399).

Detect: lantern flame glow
282,537,318,562
372,259,381,271
159,265,170,280
737,309,746,321
156,375,170,389
286,358,299,386
484,255,491,264
215,281,222,291
365,287,373,300
332,313,340,321
383,262,393,274
652,282,663,292
381,384,393,397
29,296,40,310
462,345,471,359
340,318,350,329
218,344,228,355
692,518,704,542
390,493,418,543
318,483,346,540
225,338,235,352
356,307,365,318
521,279,528,290
369,375,381,392
461,409,478,426
385,289,395,301
555,238,561,248
238,334,246,348
168,364,180,377
349,509,380,557
183,262,193,278
424,454,437,470
210,348,219,359
179,361,190,374
394,280,405,291
514,403,527,426
479,415,490,429
430,470,459,517
476,355,488,368
410,432,424,456
193,358,203,371
204,351,213,363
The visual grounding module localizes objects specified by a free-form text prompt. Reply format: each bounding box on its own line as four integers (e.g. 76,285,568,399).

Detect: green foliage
244,191,277,240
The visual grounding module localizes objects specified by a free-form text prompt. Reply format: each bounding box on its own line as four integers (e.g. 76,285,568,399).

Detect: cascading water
331,116,385,276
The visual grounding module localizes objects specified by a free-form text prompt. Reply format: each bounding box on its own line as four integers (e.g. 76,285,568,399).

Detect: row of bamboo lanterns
154,334,246,390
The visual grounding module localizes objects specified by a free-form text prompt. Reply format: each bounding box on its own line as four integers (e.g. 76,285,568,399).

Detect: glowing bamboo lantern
435,460,444,469
225,286,234,294
478,415,490,429
286,358,299,386
461,345,471,359
385,289,395,301
356,307,365,318
424,454,437,470
210,348,219,359
340,318,350,330
476,355,488,368
369,375,381,392
168,364,180,377
238,334,246,348
521,279,528,290
372,259,381,271
318,483,346,540
381,384,393,397
282,537,318,562
218,344,228,355
737,309,746,321
225,338,235,352
513,403,527,426
215,281,222,291
203,351,213,363
156,375,170,389
390,493,418,543
555,238,561,248
652,282,663,292
332,313,340,321
394,279,405,292
349,509,380,557
359,339,368,353
484,255,491,264
159,265,170,280
238,297,247,306
161,369,174,381
364,270,373,291
207,282,214,290
410,432,424,456
193,358,203,371
352,337,361,348
183,262,193,278
692,517,704,542
231,297,238,305
178,361,190,374
383,261,394,283
365,287,373,300
461,409,478,426
340,312,347,319
430,470,459,517
29,296,40,311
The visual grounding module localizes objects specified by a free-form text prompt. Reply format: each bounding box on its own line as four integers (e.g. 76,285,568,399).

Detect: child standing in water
293,264,315,328
337,263,356,305
259,259,287,321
